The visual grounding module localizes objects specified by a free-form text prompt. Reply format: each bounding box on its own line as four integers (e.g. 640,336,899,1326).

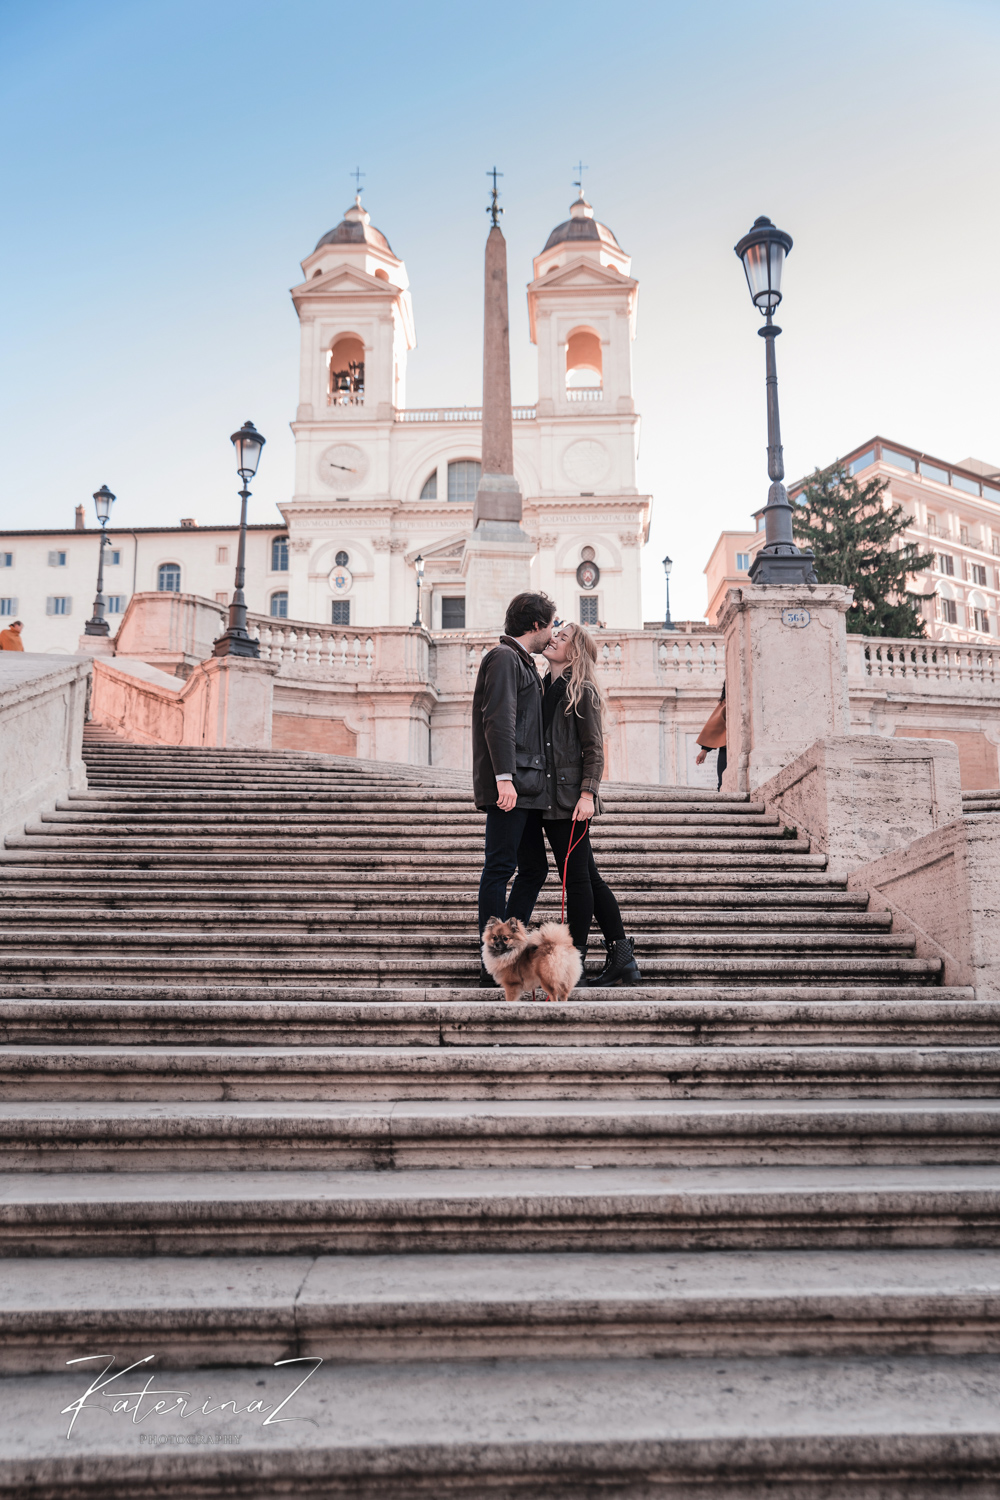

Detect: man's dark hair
504,592,555,638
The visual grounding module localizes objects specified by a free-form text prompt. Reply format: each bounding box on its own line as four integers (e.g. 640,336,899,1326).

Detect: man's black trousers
478,806,549,937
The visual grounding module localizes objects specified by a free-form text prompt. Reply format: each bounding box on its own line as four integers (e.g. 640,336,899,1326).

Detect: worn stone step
0,931,915,957
47,807,779,829
0,987,983,1038
0,953,942,984
4,1248,1000,1372
0,868,850,891
9,833,805,857
0,989,982,1045
2,1098,997,1172
3,1352,1000,1497
0,851,829,874
3,1162,1000,1255
3,1044,999,1101
0,906,890,931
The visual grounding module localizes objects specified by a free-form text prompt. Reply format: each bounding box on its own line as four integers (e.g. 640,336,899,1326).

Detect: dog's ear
484,916,499,933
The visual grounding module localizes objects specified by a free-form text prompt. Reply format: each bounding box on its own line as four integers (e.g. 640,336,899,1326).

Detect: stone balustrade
852,635,1000,688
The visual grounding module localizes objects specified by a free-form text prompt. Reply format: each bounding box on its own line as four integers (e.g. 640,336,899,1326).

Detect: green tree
792,462,936,637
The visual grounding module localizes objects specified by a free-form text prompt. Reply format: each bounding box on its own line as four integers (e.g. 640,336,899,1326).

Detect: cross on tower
350,166,365,196
573,160,588,194
486,166,504,226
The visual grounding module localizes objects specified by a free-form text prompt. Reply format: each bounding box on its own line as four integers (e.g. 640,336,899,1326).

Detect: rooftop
542,191,621,253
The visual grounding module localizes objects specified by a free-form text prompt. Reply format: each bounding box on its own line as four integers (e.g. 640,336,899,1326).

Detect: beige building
703,435,1000,643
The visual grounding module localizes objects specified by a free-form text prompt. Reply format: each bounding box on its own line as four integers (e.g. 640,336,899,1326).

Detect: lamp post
733,216,816,586
662,555,675,630
84,485,116,636
412,554,425,628
214,420,265,658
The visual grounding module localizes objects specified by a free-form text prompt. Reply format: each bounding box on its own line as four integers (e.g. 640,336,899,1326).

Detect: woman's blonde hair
556,621,606,720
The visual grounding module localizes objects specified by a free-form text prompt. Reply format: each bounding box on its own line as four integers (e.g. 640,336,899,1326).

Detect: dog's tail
534,921,575,955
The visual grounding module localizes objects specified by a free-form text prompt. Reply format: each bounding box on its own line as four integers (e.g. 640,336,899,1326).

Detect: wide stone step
3,1352,1000,1497
0,906,890,931
3,1044,999,1101
3,1162,999,1254
3,1248,1000,1372
0,953,942,984
1,1098,995,1172
47,808,779,828
0,988,983,1045
0,868,849,891
9,832,806,855
0,848,828,870
0,930,915,957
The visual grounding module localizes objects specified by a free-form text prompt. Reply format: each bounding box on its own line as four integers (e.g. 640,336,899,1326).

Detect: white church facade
0,190,651,654
285,190,651,633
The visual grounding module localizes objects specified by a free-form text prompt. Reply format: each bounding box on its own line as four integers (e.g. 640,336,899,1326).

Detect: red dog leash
560,817,590,924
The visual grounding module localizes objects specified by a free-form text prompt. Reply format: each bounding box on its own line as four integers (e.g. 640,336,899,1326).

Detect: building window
327,335,365,407
216,546,229,566
960,526,970,545
420,471,438,500
215,592,228,605
271,536,289,572
972,564,987,586
157,563,181,592
448,460,481,503
973,608,990,634
848,448,876,476
0,553,11,568
938,554,955,576
270,592,288,619
106,596,124,614
441,596,466,629
920,461,949,484
46,597,71,615
953,474,981,496
0,598,16,616
881,446,917,473
736,552,751,571
108,550,121,566
335,550,350,567
48,551,67,567
332,600,351,626
580,596,599,625
940,598,958,625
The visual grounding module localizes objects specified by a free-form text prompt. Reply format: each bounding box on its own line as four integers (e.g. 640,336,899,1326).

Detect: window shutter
48,551,57,567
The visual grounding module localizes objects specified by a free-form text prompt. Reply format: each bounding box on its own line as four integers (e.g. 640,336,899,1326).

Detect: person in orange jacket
0,620,24,651
695,682,726,789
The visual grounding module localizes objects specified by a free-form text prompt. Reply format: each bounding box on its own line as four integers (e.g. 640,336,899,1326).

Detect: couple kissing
471,591,641,993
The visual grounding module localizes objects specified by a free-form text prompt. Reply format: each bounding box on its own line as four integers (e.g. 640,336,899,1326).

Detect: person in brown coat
695,682,726,789
0,620,24,651
540,621,640,987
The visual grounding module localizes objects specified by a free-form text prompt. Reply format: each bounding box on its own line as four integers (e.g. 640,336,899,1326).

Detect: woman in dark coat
540,622,641,988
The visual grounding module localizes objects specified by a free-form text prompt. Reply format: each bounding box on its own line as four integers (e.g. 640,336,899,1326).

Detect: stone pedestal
718,583,853,793
76,634,115,657
190,655,280,749
461,524,535,632
755,734,963,879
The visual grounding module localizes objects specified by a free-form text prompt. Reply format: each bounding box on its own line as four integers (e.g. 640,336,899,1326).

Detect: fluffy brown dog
481,917,583,1003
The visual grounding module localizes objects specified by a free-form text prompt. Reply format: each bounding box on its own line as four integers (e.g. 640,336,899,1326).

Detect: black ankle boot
590,937,641,987
574,947,589,989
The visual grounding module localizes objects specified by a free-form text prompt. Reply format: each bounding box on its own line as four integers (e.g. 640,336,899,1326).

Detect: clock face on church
318,444,367,491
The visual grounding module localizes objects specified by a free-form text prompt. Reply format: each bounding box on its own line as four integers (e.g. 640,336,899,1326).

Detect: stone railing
0,654,90,841
393,406,537,423
247,614,431,685
853,636,1000,689
428,629,726,687
566,389,603,402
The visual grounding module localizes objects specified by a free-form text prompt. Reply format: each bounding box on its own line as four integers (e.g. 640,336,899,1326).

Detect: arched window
271,535,289,572
566,328,603,390
335,550,350,567
374,267,389,282
327,334,365,406
448,460,481,503
270,591,288,619
420,470,438,500
157,563,181,592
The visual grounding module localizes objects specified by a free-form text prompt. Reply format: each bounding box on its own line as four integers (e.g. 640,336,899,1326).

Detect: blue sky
1,0,998,621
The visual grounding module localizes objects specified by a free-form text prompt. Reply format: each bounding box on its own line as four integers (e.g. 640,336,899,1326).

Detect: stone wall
0,654,90,841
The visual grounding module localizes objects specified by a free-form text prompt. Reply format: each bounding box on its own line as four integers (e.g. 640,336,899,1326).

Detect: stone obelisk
462,170,535,629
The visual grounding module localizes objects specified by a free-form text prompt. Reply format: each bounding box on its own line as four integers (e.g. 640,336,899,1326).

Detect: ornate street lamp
83,485,116,636
662,554,675,631
733,216,816,586
412,554,425,628
214,420,265,658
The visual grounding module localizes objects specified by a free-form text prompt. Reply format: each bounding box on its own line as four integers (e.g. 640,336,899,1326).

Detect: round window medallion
328,566,354,596
318,444,367,491
562,439,609,489
580,545,596,562
576,560,600,590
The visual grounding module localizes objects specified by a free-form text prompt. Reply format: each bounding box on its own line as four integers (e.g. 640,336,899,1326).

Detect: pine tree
792,462,936,637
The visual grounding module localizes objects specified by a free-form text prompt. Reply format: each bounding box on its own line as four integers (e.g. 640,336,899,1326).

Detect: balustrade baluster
365,636,374,669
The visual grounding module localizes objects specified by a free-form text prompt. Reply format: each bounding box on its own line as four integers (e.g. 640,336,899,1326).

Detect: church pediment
291,265,402,302
529,257,637,294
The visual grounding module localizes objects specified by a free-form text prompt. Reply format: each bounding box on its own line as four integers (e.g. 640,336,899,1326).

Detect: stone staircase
1,733,998,1496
